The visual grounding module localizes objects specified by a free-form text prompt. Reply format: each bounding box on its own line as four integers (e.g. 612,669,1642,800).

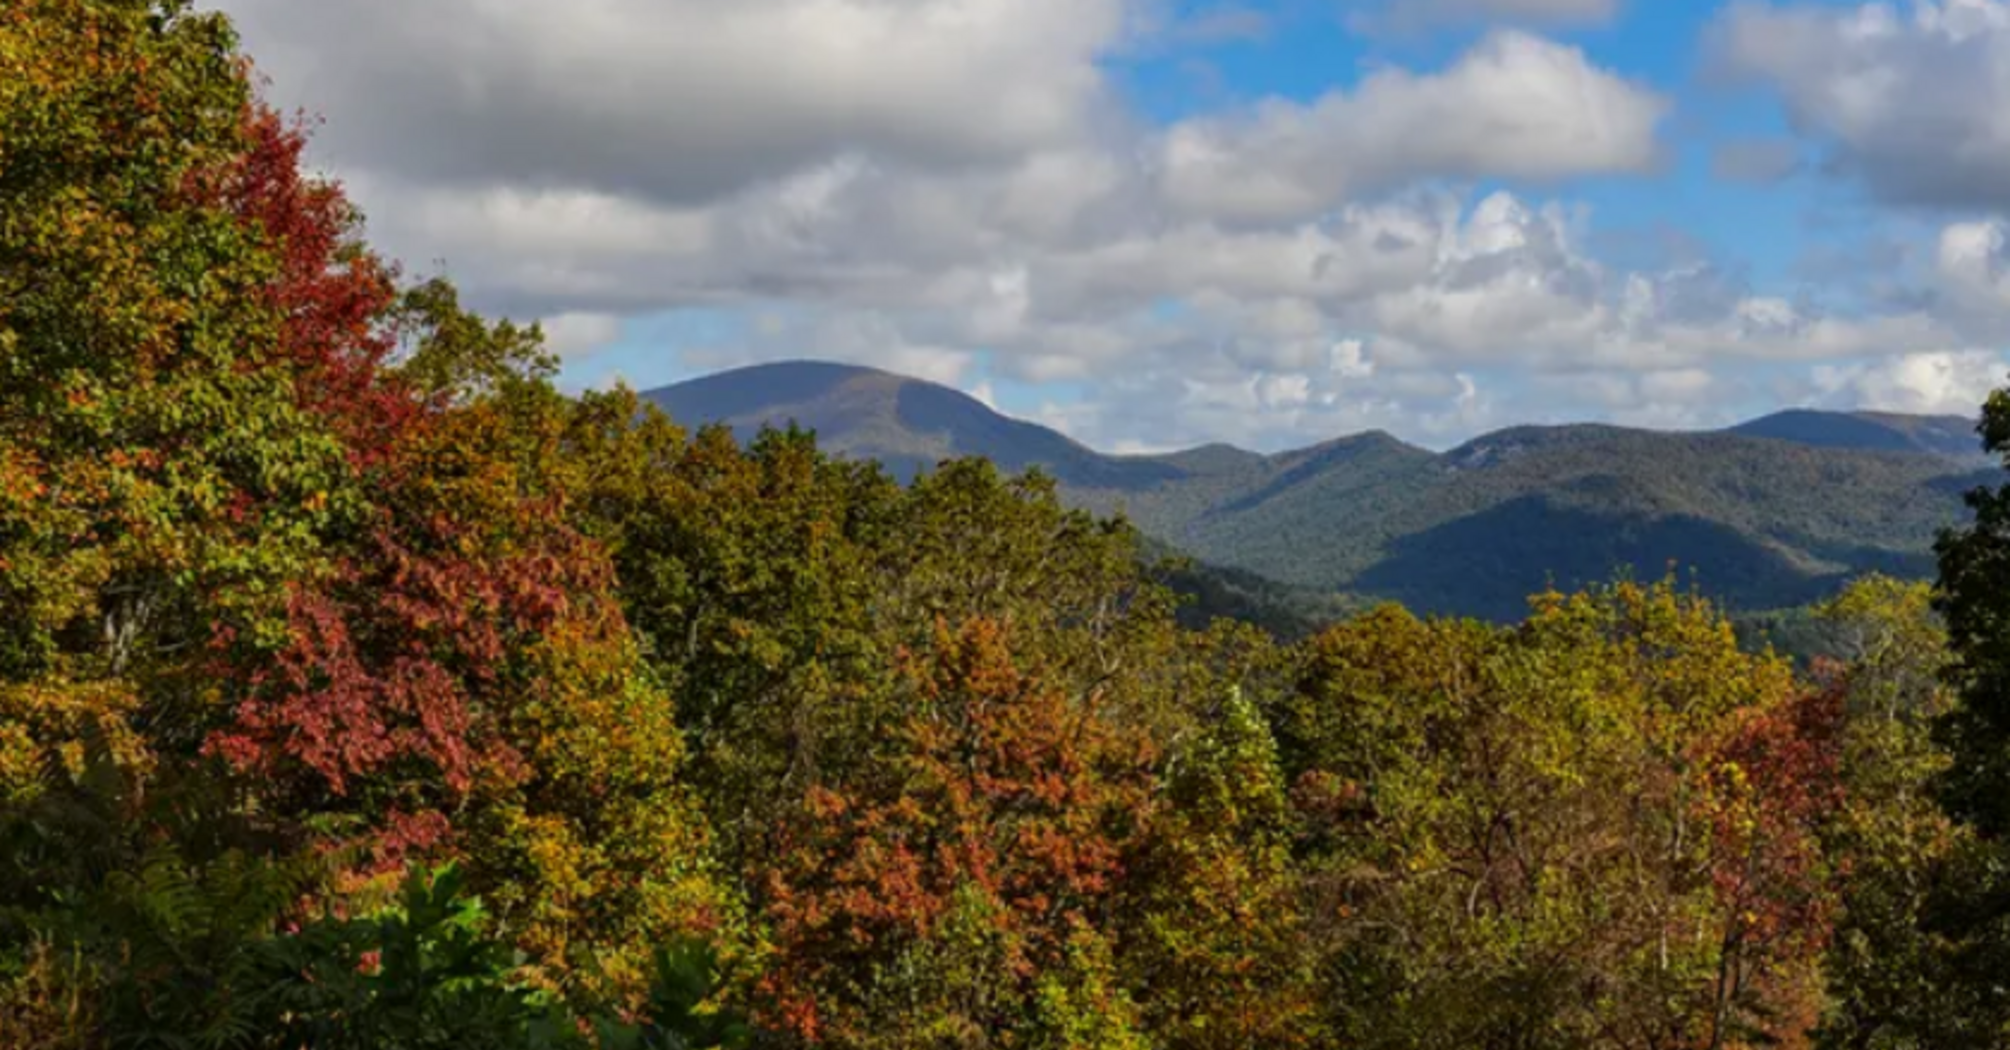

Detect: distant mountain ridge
642,361,1996,620
1725,408,1988,461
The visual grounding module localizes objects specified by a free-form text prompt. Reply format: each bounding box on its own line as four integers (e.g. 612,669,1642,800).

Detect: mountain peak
641,360,1182,489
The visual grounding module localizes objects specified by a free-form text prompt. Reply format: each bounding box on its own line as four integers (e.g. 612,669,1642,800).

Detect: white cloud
538,312,625,358
676,311,980,388
1158,31,1666,222
1717,0,2010,208
1517,366,1749,432
349,150,1985,449
1938,219,2010,309
221,0,1127,204
1813,350,2010,415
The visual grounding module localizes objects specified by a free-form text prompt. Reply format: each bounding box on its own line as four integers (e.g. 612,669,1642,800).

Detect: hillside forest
12,4,2010,1049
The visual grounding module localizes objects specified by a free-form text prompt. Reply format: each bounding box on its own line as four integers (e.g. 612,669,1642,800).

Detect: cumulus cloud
334,153,1981,450
1717,0,2010,208
1515,366,1751,431
204,0,2009,452
1158,31,1667,222
224,0,1128,204
675,310,981,387
1938,219,2010,310
538,312,626,358
1813,350,2010,415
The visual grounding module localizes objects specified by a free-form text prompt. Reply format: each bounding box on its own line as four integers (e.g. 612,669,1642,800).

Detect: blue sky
221,0,2010,451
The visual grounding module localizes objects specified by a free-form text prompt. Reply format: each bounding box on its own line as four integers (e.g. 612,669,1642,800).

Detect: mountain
1726,408,1986,461
1088,424,1971,621
642,362,1999,621
642,360,1179,488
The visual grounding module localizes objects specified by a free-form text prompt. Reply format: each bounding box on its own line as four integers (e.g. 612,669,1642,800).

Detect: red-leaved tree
758,617,1159,1048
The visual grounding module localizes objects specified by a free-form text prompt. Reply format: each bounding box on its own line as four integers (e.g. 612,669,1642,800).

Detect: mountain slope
1727,409,1984,461
644,362,1996,620
1070,423,1974,619
643,360,1179,488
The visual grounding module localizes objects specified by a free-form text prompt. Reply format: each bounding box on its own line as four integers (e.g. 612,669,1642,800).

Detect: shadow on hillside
1791,539,1936,580
1351,496,1853,622
1926,469,2003,499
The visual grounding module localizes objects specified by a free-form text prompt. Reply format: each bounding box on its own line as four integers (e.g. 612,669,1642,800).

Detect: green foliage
1118,688,1316,1049
2,0,727,1038
0,936,98,1050
7,850,747,1050
263,863,589,1050
390,276,557,402
1291,580,1839,1050
1936,387,2010,838
603,940,752,1050
1143,540,1362,640
92,848,321,1048
1918,382,2010,1046
2,843,312,1049
1026,926,1151,1050
1812,577,1984,1048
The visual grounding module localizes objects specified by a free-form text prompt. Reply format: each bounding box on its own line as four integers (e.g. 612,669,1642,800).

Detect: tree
1117,687,1316,1049
1922,382,2010,1046
1291,582,1840,1050
1935,386,2010,841
529,391,904,905
756,618,1158,1048
1812,578,1979,1049
1,0,355,950
2,0,728,1025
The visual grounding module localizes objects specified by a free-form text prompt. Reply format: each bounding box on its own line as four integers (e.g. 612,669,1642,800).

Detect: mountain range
644,361,1998,621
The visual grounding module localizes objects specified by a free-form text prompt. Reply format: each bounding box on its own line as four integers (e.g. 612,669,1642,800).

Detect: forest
7,3,2010,1048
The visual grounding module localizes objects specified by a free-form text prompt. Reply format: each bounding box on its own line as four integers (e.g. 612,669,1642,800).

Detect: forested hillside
13,5,2010,1049
648,363,1990,619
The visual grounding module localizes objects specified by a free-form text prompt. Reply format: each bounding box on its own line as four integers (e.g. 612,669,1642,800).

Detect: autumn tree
7,4,1943,1047
2,0,727,1030
1,0,348,917
755,618,1159,1049
535,404,1208,868
1290,582,1842,1050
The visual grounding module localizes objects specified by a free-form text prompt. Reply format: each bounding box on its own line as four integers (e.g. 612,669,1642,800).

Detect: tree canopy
2,3,2005,1048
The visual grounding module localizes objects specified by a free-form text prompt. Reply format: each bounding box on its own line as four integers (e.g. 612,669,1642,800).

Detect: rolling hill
641,361,1997,620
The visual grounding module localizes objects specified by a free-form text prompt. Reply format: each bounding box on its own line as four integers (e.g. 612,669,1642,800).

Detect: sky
209,0,2010,452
